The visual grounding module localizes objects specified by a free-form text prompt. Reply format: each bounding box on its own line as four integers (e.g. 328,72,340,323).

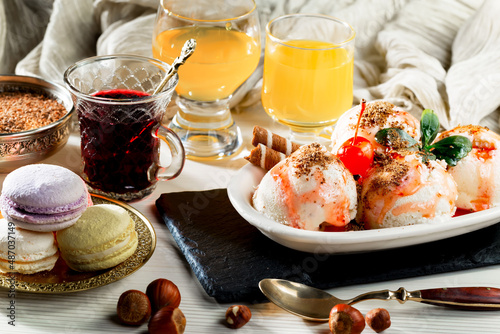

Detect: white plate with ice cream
228,163,500,254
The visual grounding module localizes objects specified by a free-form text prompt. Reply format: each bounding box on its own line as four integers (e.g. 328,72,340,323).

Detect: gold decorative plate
0,194,156,293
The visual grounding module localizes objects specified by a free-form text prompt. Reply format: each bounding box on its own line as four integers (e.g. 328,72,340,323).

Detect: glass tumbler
262,14,355,143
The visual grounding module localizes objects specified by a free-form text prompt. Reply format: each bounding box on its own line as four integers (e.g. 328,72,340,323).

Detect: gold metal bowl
0,75,74,173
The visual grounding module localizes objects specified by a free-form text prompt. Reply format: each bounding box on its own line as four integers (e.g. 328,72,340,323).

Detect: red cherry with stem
337,99,374,178
337,137,374,177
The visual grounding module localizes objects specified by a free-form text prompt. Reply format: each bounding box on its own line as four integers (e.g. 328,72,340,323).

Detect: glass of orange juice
262,14,355,143
152,0,261,159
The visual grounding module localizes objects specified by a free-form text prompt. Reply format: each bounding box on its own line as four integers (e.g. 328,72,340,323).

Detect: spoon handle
416,287,500,310
153,39,196,95
348,287,500,310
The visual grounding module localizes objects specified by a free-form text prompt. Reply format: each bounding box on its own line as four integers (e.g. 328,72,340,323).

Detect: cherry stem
352,99,367,144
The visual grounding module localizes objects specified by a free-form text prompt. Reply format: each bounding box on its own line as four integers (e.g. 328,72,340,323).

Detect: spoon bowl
259,279,337,321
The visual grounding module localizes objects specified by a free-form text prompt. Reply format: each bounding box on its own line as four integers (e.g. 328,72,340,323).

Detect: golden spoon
259,278,500,322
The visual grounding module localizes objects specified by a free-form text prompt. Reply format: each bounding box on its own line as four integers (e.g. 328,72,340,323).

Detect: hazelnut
329,304,365,334
366,308,391,333
225,305,251,329
116,290,151,326
148,306,186,334
146,278,181,314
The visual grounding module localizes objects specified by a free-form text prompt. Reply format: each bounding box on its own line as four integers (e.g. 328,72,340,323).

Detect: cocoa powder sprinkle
368,152,410,192
441,124,487,138
290,143,336,178
360,101,402,130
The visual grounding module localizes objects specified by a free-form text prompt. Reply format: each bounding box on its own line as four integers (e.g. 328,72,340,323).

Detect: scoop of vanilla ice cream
331,101,420,154
252,143,357,231
358,152,457,229
437,125,500,211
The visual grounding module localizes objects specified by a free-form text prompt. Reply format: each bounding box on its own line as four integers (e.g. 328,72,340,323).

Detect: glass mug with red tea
64,55,185,201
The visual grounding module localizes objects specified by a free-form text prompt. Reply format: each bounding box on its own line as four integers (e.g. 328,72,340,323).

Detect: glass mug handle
155,125,185,180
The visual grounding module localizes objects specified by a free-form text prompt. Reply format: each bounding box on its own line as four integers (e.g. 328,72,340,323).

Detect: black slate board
156,189,500,303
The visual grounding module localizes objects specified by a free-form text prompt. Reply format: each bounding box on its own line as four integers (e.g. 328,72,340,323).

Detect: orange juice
153,26,260,101
262,39,353,127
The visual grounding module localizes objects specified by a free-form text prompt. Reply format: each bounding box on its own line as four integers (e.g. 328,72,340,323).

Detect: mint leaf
375,128,419,150
373,108,472,167
428,135,472,166
420,109,440,147
419,150,436,164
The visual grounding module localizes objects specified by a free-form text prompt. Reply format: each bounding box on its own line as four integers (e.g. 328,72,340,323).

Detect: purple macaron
1,164,92,232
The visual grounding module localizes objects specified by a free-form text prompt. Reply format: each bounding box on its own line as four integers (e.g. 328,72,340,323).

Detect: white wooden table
1,103,500,333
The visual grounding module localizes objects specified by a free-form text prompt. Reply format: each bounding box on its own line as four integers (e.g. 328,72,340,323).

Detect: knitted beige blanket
1,0,499,131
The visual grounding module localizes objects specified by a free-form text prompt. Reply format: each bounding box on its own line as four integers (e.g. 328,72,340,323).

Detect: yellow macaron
56,204,138,272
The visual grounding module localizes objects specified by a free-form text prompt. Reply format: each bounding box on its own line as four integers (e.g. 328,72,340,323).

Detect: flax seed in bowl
0,75,74,173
